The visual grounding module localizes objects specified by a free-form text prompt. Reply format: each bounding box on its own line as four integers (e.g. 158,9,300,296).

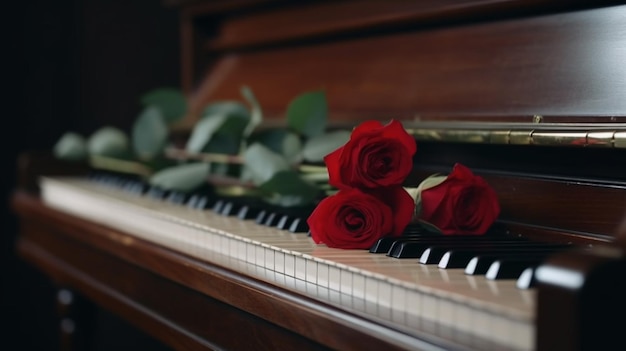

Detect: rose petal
324,146,347,189
307,188,395,249
349,120,384,139
380,119,417,155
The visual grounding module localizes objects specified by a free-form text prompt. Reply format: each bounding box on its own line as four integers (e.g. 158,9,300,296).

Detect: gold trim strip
407,128,626,148
615,131,626,148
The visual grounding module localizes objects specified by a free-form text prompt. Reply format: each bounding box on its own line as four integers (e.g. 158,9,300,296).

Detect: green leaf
186,102,251,153
87,126,129,157
302,130,350,162
149,162,210,192
132,106,168,161
53,132,87,161
140,88,187,124
416,174,446,192
281,132,303,165
240,86,263,138
409,175,447,218
213,114,250,138
185,115,228,153
203,132,241,155
202,116,250,155
248,129,302,165
243,143,290,185
202,101,249,120
258,170,321,207
286,90,328,138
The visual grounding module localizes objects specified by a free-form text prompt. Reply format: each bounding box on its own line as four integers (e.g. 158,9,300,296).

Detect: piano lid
168,0,626,131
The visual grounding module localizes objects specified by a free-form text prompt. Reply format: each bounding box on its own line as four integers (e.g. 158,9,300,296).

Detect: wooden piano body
11,1,626,350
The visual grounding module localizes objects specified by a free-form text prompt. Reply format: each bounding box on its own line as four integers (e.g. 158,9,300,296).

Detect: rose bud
307,186,414,249
417,163,500,235
324,119,416,189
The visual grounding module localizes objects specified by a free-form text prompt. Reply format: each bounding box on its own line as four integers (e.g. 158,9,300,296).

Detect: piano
11,1,626,350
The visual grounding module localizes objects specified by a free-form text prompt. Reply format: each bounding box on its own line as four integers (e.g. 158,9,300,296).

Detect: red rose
324,119,416,189
307,186,415,249
418,163,500,235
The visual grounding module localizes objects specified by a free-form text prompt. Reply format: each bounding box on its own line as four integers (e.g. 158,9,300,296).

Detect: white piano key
352,272,365,300
264,247,275,271
274,251,285,274
339,269,353,295
285,253,295,277
305,258,318,284
317,263,329,289
328,265,341,291
295,256,307,280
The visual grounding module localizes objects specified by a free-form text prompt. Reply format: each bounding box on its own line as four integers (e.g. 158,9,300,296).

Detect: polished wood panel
537,247,626,351
201,0,612,51
178,3,626,123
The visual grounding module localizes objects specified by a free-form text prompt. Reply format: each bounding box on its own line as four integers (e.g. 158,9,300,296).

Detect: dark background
3,0,181,349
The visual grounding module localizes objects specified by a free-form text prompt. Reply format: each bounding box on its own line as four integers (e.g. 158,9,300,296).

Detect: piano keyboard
41,175,543,351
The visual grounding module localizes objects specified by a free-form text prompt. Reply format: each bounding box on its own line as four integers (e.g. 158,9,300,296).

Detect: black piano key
431,243,570,267
212,199,226,213
370,237,401,253
185,194,200,208
388,240,435,258
166,191,188,204
237,205,262,220
276,214,292,230
121,180,144,194
146,186,168,199
255,209,269,224
516,267,536,289
264,212,281,226
419,241,532,264
485,257,546,280
369,229,431,253
288,217,309,233
464,252,555,276
220,201,242,216
388,235,528,258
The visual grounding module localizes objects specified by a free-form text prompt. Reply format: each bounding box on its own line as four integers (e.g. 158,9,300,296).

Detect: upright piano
11,1,626,350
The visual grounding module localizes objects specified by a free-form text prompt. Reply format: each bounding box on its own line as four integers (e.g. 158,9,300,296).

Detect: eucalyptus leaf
87,126,129,157
186,102,251,153
243,143,289,185
286,90,328,138
249,129,302,165
416,174,446,192
203,132,241,155
202,101,250,120
259,170,321,207
149,162,210,192
239,164,254,183
410,175,447,219
185,114,228,153
302,130,351,162
240,86,263,138
202,116,250,154
140,87,187,124
213,114,249,138
132,106,168,161
281,132,303,165
53,132,87,161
